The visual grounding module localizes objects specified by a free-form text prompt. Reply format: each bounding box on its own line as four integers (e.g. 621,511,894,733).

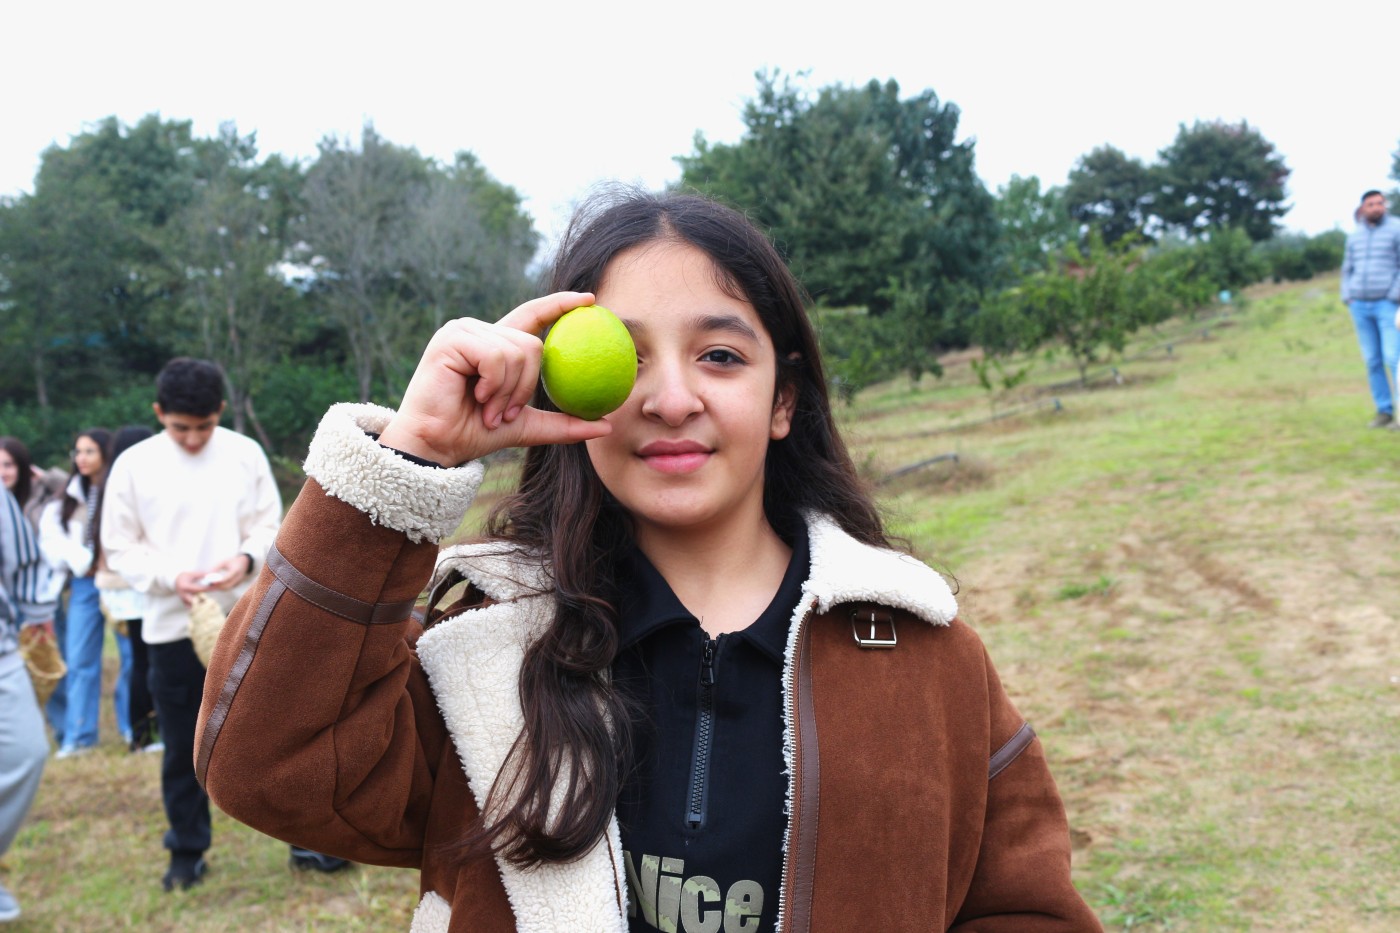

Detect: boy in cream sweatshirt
101,358,288,890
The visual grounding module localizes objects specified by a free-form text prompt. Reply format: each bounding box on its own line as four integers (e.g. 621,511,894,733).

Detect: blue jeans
62,576,104,749
45,594,67,745
114,629,132,741
1348,299,1400,414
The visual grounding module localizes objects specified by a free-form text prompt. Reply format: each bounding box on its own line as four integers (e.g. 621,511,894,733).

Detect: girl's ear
770,378,798,441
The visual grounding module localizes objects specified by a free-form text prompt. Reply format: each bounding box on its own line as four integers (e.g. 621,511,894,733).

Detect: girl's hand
377,292,612,466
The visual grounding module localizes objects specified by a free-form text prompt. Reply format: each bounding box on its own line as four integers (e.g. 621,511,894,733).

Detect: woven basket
189,593,228,668
19,625,66,708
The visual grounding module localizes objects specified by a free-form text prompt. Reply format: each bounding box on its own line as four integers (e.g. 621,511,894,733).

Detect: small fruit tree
980,233,1172,386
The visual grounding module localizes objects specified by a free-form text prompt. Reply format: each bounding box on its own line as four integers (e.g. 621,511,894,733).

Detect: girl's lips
642,452,710,474
638,440,712,474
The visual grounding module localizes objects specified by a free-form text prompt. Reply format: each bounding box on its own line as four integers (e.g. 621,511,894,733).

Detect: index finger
495,291,596,337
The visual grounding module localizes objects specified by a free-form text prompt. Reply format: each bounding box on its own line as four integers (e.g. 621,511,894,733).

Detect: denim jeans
61,576,104,749
114,629,132,741
1348,299,1400,414
45,594,67,745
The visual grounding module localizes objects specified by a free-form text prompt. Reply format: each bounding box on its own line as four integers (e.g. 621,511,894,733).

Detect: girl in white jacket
40,428,132,755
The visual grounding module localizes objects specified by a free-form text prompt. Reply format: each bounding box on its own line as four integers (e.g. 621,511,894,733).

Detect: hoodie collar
614,530,811,664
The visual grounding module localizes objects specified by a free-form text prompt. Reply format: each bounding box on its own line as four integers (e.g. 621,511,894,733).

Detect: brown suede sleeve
948,647,1103,932
195,477,448,869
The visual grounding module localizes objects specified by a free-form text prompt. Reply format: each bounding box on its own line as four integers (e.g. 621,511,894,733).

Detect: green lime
540,304,638,420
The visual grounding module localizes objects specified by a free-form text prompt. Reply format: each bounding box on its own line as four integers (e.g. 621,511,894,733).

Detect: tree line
0,118,538,467
0,72,1358,468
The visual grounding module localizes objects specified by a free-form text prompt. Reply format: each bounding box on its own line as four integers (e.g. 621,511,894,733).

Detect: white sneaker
143,741,165,755
0,879,21,922
55,744,92,760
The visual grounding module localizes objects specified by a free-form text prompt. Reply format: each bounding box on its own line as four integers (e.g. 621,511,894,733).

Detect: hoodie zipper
685,637,719,829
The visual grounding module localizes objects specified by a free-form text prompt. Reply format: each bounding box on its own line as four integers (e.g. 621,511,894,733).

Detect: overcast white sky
3,1,1393,255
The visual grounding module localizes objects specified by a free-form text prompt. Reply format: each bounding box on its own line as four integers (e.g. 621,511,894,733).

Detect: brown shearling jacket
195,403,1102,933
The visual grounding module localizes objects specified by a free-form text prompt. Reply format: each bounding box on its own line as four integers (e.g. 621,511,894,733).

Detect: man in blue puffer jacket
1341,189,1400,429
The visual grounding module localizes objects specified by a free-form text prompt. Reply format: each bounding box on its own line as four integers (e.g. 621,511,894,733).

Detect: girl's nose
638,359,703,426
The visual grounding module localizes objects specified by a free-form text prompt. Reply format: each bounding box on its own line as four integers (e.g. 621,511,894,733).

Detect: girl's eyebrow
621,314,761,342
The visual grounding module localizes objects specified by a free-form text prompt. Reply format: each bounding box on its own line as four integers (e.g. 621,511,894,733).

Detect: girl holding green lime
196,191,1100,932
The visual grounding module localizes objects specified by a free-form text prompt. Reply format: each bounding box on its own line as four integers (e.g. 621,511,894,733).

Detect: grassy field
5,273,1397,930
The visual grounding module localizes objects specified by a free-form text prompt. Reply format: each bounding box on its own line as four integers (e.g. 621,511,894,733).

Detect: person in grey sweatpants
0,487,55,923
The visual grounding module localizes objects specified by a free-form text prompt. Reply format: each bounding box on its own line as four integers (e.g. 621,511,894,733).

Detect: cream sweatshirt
101,427,281,644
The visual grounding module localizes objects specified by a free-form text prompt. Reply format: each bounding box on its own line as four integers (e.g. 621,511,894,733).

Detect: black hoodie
612,531,810,933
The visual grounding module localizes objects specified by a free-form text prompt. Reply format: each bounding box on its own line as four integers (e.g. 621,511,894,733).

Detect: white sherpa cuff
303,402,485,544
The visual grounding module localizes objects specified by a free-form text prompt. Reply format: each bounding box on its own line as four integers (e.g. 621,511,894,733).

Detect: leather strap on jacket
196,577,288,788
266,544,417,624
988,721,1036,780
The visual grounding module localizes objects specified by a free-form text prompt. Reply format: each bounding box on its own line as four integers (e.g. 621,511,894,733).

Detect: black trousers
127,619,158,748
147,638,210,855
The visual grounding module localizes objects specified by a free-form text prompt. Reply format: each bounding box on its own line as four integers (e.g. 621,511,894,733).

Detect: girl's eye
701,349,744,366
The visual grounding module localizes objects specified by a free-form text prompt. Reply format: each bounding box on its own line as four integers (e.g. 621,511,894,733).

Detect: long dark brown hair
0,436,35,508
460,189,888,868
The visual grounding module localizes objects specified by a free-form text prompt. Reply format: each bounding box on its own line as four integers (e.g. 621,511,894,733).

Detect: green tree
0,185,132,412
298,125,539,402
1251,230,1343,284
1302,230,1346,275
991,232,1166,385
1146,228,1266,298
400,153,538,330
297,125,434,401
39,115,201,228
678,71,998,349
994,174,1077,280
1154,120,1290,241
1064,145,1155,246
159,123,305,447
0,115,243,416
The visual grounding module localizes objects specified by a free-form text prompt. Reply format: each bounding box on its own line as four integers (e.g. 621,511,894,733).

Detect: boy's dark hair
156,358,225,416
1361,190,1384,203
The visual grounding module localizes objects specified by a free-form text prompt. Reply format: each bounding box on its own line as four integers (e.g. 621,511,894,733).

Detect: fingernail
504,406,522,422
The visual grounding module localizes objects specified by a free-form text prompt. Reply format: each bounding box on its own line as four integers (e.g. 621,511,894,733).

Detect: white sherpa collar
303,403,485,544
796,511,957,626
